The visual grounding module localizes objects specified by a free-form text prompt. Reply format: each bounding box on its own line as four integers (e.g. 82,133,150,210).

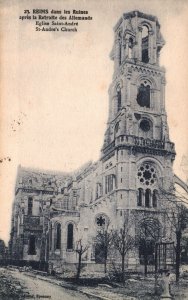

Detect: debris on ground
0,268,27,299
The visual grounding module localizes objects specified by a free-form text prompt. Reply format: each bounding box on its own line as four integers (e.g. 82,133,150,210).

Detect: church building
9,11,177,272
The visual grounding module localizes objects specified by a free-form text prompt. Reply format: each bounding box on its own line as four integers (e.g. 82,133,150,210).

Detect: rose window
137,164,157,186
95,214,109,228
96,216,106,227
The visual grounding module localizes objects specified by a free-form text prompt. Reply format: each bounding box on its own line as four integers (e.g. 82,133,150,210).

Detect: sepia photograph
0,0,188,299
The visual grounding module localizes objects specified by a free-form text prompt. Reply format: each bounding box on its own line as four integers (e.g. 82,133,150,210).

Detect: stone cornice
113,11,160,32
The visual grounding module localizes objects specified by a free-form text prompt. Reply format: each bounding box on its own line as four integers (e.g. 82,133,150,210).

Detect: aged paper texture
0,0,188,298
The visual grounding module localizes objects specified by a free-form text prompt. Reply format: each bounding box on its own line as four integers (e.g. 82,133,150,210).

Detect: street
0,268,92,300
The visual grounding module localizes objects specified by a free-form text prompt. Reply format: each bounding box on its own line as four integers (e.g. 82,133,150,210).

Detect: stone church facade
9,11,176,272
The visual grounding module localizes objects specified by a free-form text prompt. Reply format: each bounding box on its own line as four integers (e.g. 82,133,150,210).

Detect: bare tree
159,185,188,283
112,213,135,283
75,239,89,280
95,224,113,273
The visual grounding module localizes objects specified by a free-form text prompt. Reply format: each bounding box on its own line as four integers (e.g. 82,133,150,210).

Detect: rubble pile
0,269,27,299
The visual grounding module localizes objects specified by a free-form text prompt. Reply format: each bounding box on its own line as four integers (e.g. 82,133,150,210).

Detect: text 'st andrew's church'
10,11,177,272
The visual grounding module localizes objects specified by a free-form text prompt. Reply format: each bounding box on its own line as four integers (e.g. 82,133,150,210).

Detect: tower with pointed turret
101,11,175,213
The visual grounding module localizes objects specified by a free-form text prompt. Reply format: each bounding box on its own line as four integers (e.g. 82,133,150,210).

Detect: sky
0,0,188,245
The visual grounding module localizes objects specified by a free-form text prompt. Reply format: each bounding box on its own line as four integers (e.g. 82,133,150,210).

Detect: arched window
49,223,52,251
142,25,149,63
128,37,133,58
117,86,121,111
56,223,61,250
28,197,33,215
137,83,150,108
67,223,73,250
105,174,116,193
152,190,158,208
28,235,36,255
137,188,143,206
145,189,151,208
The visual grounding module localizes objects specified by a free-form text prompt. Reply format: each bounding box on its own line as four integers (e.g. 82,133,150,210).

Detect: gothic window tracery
96,216,105,226
137,163,158,208
137,164,157,186
95,214,109,228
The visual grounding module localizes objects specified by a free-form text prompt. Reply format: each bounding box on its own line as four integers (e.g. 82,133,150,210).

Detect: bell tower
101,11,176,218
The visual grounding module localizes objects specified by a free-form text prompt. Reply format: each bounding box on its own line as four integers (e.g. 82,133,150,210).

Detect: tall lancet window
28,197,33,216
56,223,61,250
67,223,73,250
128,37,133,59
137,188,143,206
137,83,150,108
117,85,121,112
28,235,36,255
49,223,52,251
145,189,151,208
142,25,149,63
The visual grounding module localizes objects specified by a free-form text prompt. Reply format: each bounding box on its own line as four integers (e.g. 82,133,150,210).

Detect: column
137,26,142,61
51,226,55,254
148,30,154,64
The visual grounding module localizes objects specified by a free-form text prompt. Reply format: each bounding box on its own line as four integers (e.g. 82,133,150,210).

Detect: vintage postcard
0,0,188,299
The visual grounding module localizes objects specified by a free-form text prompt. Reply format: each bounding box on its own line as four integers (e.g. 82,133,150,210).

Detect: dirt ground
1,267,188,300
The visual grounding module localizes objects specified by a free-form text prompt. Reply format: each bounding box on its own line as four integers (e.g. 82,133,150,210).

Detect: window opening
137,164,156,186
138,188,143,206
137,84,150,108
28,197,33,216
28,235,36,255
142,25,149,63
128,37,133,58
56,223,61,250
145,189,151,207
152,190,158,208
49,224,52,251
117,87,121,111
96,216,106,227
67,223,73,250
105,175,115,193
140,119,151,132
